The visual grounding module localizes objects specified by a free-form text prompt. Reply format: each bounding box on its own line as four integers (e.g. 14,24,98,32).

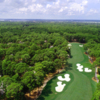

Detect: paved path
95,67,99,83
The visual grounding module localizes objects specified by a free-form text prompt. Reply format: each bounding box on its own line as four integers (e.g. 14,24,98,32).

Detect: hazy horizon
0,19,100,20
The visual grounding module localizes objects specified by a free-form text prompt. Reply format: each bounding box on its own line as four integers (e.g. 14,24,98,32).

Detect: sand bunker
76,63,83,72
55,82,66,92
79,45,83,47
68,44,72,47
76,63,81,66
77,65,83,69
58,74,71,82
84,68,92,72
76,63,92,72
77,67,83,72
56,74,71,92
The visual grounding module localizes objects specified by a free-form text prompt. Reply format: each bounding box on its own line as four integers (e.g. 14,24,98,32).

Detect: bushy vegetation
0,22,69,100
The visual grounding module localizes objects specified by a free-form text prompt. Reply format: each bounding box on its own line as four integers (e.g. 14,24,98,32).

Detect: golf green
37,43,96,100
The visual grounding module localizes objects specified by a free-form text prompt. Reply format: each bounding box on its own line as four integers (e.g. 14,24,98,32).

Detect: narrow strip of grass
37,43,96,100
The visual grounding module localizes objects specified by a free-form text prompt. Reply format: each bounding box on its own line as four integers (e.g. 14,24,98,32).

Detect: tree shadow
37,76,57,100
65,63,73,71
70,55,73,58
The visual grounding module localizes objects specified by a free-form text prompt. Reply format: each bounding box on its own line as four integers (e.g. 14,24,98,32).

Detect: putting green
37,43,96,100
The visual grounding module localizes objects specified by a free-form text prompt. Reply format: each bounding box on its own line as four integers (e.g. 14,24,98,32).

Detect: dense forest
0,21,100,100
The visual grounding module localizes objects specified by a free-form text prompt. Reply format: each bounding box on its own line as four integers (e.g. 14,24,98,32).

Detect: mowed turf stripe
37,43,96,100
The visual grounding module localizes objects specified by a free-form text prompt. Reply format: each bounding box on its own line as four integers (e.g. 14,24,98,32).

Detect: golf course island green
37,43,96,100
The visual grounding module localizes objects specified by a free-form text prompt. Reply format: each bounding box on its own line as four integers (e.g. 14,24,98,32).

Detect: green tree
6,83,24,100
0,49,5,60
0,76,12,94
21,71,35,96
54,59,61,73
21,54,30,62
92,83,100,100
15,63,28,76
2,59,12,75
94,57,100,66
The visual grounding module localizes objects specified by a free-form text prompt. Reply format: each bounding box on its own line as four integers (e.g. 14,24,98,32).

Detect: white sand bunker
55,82,66,92
76,63,81,66
76,63,92,72
58,74,71,82
68,44,72,47
84,68,92,72
77,65,83,72
76,63,83,72
79,45,83,47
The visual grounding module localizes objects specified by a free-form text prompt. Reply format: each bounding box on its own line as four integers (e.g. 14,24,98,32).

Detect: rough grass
37,43,96,100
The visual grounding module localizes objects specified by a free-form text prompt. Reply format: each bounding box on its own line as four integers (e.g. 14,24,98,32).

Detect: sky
0,0,100,20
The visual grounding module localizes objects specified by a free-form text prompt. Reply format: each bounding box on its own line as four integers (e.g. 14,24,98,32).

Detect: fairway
37,43,96,100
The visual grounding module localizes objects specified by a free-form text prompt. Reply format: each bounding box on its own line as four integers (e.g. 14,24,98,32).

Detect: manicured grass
37,43,96,100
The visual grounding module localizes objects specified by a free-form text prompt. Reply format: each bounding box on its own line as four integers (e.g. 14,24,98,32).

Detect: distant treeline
0,22,100,43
